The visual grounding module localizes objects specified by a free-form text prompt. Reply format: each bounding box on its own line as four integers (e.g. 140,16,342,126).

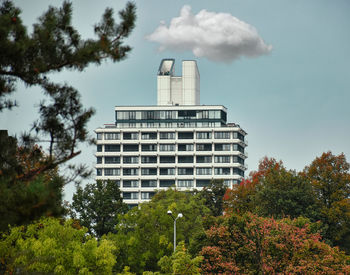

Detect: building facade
95,59,247,207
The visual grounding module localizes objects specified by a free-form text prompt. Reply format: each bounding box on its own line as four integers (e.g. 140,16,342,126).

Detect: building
95,59,247,207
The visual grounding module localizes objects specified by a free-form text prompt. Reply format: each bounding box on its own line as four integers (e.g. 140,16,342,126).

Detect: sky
2,0,350,201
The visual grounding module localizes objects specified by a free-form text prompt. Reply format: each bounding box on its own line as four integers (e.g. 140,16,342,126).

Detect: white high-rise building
95,59,247,207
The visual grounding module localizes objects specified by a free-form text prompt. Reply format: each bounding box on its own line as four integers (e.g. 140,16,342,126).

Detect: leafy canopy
70,180,128,238
201,213,350,274
105,189,211,274
0,218,116,274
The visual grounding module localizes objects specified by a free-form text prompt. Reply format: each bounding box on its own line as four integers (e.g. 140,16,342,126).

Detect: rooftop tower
157,59,200,106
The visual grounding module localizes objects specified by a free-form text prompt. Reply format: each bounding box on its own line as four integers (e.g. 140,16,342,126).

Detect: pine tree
0,0,136,229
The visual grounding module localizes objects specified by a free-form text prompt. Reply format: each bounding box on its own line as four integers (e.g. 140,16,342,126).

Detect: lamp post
167,210,183,252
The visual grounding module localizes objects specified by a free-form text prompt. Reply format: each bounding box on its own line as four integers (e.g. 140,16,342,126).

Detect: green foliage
0,134,66,232
195,179,227,216
201,212,350,274
224,157,318,220
304,151,350,252
105,189,211,274
70,180,128,238
0,217,116,274
254,159,318,219
0,173,65,232
0,0,136,231
0,0,136,183
158,241,203,275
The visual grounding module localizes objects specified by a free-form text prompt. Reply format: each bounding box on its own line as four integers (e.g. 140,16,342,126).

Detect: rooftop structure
157,59,200,106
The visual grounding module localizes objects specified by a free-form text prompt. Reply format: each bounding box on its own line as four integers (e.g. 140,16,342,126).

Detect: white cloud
146,5,272,63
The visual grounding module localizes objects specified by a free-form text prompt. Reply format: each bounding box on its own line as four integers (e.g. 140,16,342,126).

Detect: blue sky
2,0,350,200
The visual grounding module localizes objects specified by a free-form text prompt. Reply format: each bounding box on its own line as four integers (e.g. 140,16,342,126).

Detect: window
196,143,212,151
105,156,120,164
123,180,139,188
96,168,102,176
178,132,194,139
105,145,120,152
221,111,227,121
233,132,244,141
97,133,103,140
178,168,193,175
214,168,230,175
141,144,157,152
123,192,138,200
160,132,175,139
123,132,138,140
159,144,175,151
178,180,194,188
178,110,196,118
197,110,209,119
116,111,137,120
178,144,193,151
233,156,244,164
178,156,194,163
141,192,155,200
141,180,157,188
214,144,231,151
160,180,175,187
145,111,155,120
96,157,102,164
214,156,231,163
214,132,231,139
97,145,102,152
160,168,175,175
196,132,212,139
104,168,120,176
233,144,244,153
196,168,212,175
123,168,138,176
123,156,139,164
141,132,157,140
209,110,220,119
141,168,157,175
224,179,231,187
196,180,210,187
141,156,157,163
104,132,120,140
196,156,212,163
160,156,175,163
123,144,138,152
233,168,245,177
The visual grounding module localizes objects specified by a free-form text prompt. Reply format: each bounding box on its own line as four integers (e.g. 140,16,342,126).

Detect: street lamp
167,210,183,252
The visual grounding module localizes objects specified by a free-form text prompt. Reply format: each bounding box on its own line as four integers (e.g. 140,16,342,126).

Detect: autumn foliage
200,213,350,274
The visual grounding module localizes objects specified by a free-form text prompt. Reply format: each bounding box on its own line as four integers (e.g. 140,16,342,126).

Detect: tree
105,189,211,274
157,241,203,275
304,151,350,252
0,0,136,229
224,157,318,220
0,131,66,232
0,218,116,274
70,180,128,238
196,179,227,216
200,213,350,274
1,0,136,179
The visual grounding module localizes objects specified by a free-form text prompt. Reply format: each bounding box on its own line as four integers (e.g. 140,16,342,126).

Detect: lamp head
178,213,183,218
167,210,172,215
